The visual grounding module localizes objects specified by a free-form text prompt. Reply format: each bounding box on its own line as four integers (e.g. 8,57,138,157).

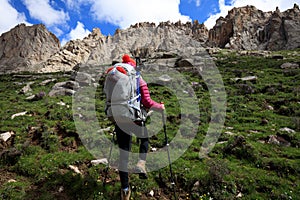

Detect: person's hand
160,102,165,111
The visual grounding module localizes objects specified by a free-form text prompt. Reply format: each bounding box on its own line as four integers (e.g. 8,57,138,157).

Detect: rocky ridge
36,21,208,73
0,24,60,73
208,4,300,50
0,4,299,74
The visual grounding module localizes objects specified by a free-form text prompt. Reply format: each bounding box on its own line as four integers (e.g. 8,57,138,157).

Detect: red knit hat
122,54,136,67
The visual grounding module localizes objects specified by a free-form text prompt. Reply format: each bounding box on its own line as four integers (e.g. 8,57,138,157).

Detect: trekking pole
103,130,115,187
162,109,177,200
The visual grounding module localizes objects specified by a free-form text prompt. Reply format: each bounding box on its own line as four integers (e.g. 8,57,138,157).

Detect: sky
0,0,299,46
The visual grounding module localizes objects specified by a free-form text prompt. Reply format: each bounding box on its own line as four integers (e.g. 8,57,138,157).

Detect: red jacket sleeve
140,77,163,111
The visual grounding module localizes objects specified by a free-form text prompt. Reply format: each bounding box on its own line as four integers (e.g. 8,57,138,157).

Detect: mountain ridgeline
0,4,299,73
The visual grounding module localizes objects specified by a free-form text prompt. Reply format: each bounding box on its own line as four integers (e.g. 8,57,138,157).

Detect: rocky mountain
0,4,299,74
0,24,60,73
208,4,300,50
37,21,207,73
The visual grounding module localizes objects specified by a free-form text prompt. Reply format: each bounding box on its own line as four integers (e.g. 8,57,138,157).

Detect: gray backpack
104,63,144,122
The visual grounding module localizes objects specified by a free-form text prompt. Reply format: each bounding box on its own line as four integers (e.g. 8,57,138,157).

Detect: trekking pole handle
161,102,166,130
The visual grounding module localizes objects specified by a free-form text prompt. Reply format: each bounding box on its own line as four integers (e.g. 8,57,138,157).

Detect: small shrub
194,159,235,200
223,136,258,162
41,128,60,152
0,181,29,200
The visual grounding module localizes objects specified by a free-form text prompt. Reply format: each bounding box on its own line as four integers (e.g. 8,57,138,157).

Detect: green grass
0,49,300,199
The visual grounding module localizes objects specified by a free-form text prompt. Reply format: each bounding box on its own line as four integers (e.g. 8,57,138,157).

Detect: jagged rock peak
207,4,300,50
36,19,210,73
129,20,208,31
0,23,60,73
130,22,156,28
87,28,103,39
128,20,208,43
1,23,60,44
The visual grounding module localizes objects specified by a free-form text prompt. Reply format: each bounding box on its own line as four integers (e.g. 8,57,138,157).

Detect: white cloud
61,21,91,46
204,0,300,29
22,0,69,26
69,22,91,40
64,0,91,12
89,0,191,29
0,0,29,34
204,0,231,29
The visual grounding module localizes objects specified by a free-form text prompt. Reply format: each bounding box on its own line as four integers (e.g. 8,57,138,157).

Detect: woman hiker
110,54,165,200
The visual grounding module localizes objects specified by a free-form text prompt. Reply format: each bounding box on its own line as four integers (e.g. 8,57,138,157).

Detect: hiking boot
121,187,131,200
136,160,148,179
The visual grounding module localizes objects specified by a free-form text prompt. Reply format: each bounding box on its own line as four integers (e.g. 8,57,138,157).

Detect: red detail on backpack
106,66,127,75
106,67,114,73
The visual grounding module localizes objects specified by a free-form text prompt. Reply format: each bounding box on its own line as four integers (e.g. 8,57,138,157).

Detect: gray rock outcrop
0,24,60,73
207,4,300,50
48,81,79,97
37,21,207,73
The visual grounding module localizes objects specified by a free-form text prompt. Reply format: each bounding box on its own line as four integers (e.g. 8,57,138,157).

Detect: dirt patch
0,168,18,186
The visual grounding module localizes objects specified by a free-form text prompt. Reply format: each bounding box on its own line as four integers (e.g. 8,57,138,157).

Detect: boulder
0,131,15,142
71,72,93,86
280,62,299,69
48,81,79,97
49,88,76,97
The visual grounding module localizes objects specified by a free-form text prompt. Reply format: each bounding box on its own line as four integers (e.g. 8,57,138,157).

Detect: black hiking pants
115,121,149,189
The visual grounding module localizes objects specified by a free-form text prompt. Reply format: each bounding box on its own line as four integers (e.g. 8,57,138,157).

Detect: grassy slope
0,49,299,200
